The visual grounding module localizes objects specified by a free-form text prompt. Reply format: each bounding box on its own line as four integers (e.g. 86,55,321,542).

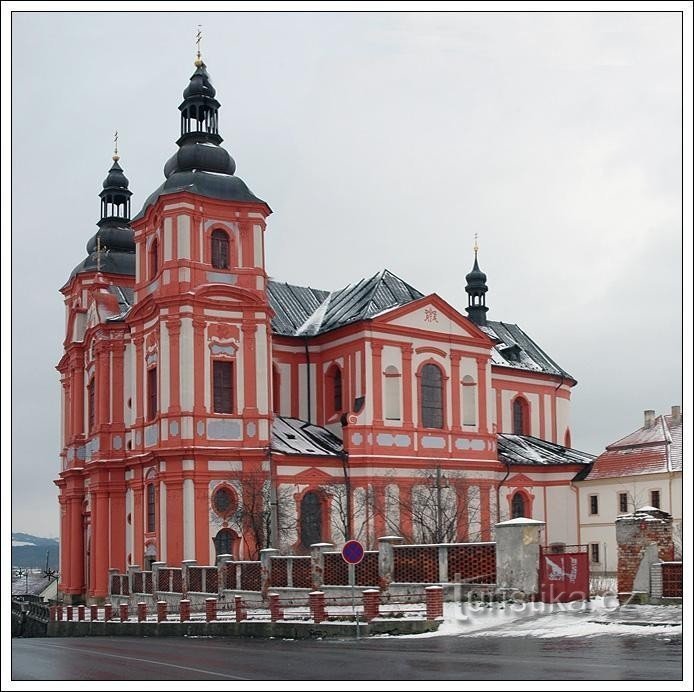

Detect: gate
539,545,589,603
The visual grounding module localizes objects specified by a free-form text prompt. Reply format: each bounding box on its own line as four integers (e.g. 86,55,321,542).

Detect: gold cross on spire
195,25,203,66
113,130,119,161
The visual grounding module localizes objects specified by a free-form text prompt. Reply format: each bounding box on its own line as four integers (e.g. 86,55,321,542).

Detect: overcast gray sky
7,9,688,537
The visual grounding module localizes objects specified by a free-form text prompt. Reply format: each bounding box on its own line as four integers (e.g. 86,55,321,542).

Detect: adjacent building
577,406,683,574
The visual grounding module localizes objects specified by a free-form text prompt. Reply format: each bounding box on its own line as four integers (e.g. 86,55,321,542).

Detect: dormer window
500,343,521,363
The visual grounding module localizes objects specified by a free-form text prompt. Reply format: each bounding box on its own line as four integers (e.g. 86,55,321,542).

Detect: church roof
497,434,595,466
267,269,423,337
271,416,344,456
481,321,574,380
582,412,682,480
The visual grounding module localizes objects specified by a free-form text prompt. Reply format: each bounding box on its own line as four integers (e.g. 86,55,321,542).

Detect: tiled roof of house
583,412,683,480
497,434,594,466
271,416,344,456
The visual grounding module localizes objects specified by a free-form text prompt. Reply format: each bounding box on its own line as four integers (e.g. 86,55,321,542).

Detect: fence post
157,600,167,622
309,591,326,623
269,593,283,622
104,603,113,621
378,536,403,597
310,543,334,590
205,597,217,622
49,605,57,623
137,601,147,622
216,554,233,596
127,564,141,596
438,545,449,584
260,548,279,602
234,595,247,623
66,605,73,621
181,559,197,598
77,605,85,621
90,604,98,622
179,599,191,622
56,605,63,621
362,589,380,622
426,585,444,620
119,603,129,622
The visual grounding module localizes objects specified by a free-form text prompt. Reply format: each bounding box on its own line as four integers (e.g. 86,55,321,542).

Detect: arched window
511,492,526,519
512,397,529,435
272,365,281,415
213,528,236,558
211,229,230,269
462,375,477,426
300,491,323,549
146,483,156,532
87,377,96,432
384,365,401,421
325,364,343,417
149,238,158,279
147,367,158,421
420,363,444,429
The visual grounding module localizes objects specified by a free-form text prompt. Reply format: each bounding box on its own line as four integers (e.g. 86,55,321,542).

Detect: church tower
465,241,489,326
126,51,273,569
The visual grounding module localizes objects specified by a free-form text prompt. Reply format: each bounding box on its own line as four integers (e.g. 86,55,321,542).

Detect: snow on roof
584,412,682,480
482,322,574,380
497,434,594,466
268,270,422,337
271,416,344,456
496,517,546,526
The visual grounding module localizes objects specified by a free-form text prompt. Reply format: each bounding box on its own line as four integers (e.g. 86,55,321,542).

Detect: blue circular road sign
342,540,365,565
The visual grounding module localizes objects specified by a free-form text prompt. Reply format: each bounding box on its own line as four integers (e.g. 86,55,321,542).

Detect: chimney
643,409,656,429
671,405,681,424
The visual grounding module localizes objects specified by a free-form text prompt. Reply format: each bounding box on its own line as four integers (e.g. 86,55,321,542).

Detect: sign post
342,540,364,638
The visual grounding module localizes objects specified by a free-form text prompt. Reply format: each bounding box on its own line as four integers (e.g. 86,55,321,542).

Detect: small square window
590,543,600,563
650,490,661,509
618,493,628,513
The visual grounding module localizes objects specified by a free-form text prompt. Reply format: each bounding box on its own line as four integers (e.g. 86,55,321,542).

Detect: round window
212,486,236,518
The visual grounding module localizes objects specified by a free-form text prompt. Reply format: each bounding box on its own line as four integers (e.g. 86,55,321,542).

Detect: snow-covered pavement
411,597,682,639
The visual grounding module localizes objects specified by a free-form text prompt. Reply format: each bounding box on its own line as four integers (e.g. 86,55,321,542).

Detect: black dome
182,63,217,99
102,160,130,191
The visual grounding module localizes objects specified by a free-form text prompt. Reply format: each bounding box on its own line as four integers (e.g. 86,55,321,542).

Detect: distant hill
11,533,59,570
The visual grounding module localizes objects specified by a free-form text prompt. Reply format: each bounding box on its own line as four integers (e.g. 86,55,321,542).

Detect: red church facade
56,55,593,603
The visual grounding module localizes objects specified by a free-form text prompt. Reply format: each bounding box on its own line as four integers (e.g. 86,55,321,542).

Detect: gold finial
194,25,203,66
113,130,119,161
473,233,479,255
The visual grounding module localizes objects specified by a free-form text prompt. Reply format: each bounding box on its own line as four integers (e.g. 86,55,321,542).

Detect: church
56,52,593,602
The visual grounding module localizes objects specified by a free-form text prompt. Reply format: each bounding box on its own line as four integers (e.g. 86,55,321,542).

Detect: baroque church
56,53,593,602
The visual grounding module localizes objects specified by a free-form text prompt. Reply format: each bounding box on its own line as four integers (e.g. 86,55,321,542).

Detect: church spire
99,135,132,225
465,236,489,326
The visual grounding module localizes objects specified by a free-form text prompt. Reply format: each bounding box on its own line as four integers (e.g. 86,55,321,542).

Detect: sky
5,7,690,538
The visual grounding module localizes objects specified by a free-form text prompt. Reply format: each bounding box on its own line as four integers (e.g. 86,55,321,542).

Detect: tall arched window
211,229,230,269
300,491,323,549
149,238,159,279
511,492,526,519
146,483,156,532
420,363,444,429
384,365,401,421
325,364,343,417
512,397,529,435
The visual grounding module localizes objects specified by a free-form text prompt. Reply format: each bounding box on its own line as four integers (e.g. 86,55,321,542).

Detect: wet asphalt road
12,633,682,681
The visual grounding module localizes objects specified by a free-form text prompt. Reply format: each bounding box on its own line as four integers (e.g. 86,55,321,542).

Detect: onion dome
465,244,489,326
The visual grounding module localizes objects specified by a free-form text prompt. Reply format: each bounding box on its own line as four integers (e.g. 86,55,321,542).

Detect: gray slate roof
268,269,423,337
272,417,344,456
497,434,594,466
481,321,574,380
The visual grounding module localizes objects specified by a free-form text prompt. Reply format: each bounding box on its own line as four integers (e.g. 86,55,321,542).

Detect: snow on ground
407,597,682,639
